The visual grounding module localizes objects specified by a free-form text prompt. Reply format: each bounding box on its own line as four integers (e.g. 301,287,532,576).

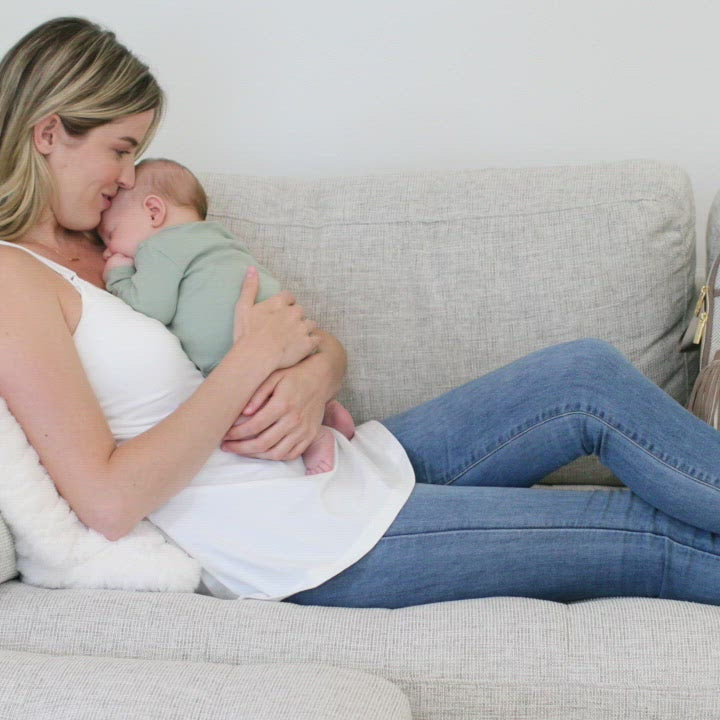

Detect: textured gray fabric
0,583,717,720
200,160,696,486
0,515,15,584
706,188,720,270
0,650,411,720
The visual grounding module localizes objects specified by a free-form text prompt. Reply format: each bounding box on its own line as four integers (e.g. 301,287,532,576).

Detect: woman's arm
0,258,317,540
220,328,348,460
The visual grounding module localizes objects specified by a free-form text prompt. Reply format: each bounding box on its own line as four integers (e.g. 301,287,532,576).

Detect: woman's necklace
21,241,80,263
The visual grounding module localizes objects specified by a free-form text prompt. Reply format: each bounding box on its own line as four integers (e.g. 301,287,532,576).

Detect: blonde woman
3,17,720,608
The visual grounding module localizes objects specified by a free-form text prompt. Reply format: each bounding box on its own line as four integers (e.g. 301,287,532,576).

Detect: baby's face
98,187,153,258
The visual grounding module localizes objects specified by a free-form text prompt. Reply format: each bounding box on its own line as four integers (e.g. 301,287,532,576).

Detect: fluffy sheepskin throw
0,398,201,592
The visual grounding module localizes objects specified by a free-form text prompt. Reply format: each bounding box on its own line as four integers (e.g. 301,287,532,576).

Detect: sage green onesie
106,221,281,375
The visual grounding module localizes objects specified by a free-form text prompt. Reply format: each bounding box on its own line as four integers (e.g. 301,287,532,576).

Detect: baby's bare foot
305,458,334,475
323,399,356,440
303,426,336,475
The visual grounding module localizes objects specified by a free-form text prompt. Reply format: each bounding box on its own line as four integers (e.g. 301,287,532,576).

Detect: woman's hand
221,329,348,461
233,266,319,370
221,365,328,460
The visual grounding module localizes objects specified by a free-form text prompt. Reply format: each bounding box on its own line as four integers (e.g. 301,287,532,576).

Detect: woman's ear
144,195,167,228
33,114,63,156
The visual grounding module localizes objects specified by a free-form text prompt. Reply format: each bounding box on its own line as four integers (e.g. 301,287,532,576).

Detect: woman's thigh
286,484,720,608
381,338,720,534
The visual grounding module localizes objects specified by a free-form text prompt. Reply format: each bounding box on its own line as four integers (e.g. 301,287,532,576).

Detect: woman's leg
287,483,720,608
382,338,720,534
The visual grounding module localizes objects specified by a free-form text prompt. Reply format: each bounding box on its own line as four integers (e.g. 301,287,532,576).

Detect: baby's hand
102,252,135,283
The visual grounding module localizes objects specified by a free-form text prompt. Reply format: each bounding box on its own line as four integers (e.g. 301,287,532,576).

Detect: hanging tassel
688,358,720,429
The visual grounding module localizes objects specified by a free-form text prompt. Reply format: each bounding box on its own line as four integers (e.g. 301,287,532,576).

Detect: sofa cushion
200,160,696,485
1,583,717,720
0,650,411,720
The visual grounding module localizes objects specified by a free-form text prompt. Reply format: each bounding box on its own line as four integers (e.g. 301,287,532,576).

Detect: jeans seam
658,536,671,599
445,410,720,491
383,526,720,562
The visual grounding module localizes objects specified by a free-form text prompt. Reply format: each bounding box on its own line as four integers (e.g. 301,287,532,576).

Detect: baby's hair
134,158,208,220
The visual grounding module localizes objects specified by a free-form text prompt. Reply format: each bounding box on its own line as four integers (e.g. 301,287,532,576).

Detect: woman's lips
101,194,112,209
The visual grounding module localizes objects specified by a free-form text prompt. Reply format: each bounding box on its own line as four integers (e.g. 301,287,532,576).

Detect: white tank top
1,242,415,600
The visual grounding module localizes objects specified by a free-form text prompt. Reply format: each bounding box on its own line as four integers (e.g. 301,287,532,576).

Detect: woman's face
40,111,155,232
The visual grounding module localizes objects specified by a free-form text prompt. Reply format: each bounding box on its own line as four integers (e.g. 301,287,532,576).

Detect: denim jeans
287,339,720,608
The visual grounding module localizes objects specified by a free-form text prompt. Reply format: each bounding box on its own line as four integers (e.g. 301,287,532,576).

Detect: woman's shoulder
0,241,84,339
0,242,46,273
0,243,60,286
0,243,76,319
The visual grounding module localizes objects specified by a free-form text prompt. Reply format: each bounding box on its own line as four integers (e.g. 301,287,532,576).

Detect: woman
2,17,720,609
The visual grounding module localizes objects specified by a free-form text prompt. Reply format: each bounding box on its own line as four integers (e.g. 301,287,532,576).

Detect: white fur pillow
0,398,201,592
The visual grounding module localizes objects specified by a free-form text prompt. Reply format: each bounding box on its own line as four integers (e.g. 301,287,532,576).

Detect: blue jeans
287,339,720,608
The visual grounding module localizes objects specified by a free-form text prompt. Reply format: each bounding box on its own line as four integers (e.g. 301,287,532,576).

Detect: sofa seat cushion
0,650,411,720
1,583,718,720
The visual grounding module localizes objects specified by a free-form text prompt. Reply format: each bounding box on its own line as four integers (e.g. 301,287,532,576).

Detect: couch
1,160,718,719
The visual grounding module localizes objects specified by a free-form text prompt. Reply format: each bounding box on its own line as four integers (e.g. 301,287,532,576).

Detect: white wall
4,0,720,272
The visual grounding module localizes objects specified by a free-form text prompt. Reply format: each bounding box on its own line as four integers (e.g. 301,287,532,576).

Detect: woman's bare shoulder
0,244,67,297
0,243,51,275
0,244,76,345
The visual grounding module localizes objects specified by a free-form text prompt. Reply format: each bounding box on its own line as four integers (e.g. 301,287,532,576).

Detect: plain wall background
3,0,720,273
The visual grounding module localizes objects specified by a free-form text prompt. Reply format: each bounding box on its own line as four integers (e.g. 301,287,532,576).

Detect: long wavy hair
0,17,165,241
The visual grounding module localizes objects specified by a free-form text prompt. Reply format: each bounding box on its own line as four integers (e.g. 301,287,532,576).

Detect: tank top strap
0,239,80,283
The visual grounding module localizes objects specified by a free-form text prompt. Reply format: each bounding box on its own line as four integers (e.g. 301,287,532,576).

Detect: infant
99,158,355,475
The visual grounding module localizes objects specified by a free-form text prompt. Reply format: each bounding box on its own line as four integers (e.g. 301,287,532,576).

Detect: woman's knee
556,338,633,389
564,337,623,360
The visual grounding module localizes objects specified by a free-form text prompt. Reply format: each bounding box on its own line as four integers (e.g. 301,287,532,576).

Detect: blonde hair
0,17,165,241
134,158,208,220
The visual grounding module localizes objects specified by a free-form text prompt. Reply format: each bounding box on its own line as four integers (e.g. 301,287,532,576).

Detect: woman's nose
117,162,136,190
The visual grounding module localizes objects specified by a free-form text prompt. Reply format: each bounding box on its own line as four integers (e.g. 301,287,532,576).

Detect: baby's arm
104,245,184,324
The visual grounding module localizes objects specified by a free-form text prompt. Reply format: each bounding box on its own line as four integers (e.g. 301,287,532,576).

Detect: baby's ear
144,194,166,227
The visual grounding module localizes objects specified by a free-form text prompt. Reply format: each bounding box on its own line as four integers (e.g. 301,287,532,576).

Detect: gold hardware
695,285,708,316
694,312,708,344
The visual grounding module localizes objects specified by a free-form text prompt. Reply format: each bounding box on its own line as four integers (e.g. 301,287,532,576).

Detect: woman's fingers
222,415,302,459
224,428,310,461
225,394,292,443
278,289,296,306
241,373,280,416
233,267,261,342
233,272,316,365
238,266,260,306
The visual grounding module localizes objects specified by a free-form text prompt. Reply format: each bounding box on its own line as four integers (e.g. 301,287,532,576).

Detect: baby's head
99,158,208,257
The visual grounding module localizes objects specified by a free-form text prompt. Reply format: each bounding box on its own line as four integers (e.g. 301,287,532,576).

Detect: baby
99,158,355,475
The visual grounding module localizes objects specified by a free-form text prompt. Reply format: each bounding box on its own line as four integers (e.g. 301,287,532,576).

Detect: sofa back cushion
200,160,696,427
